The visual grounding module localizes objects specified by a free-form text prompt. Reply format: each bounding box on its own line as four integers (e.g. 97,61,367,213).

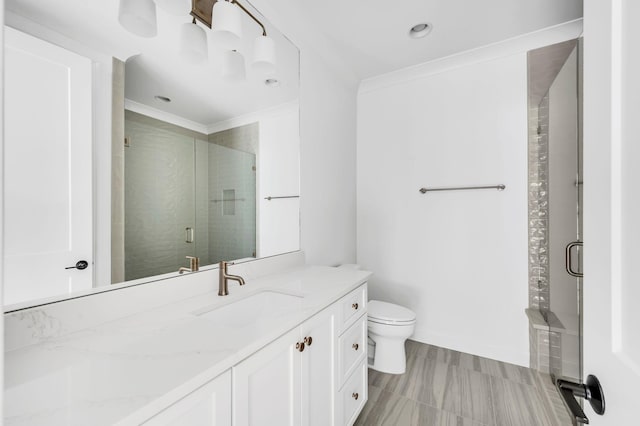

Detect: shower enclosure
123,111,257,281
527,39,583,384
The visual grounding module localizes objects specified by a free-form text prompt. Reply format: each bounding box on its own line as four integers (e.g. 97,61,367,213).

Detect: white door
582,0,639,424
3,27,93,306
233,328,302,426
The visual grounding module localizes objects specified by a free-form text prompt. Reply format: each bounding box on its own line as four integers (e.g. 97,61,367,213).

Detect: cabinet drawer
338,315,366,386
339,284,367,333
340,362,367,426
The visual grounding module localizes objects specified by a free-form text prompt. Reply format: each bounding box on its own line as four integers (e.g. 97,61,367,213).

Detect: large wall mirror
3,0,300,310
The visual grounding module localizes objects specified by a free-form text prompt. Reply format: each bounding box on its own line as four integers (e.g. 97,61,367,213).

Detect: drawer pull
296,342,305,352
352,392,359,400
352,343,359,351
352,303,359,310
304,336,313,346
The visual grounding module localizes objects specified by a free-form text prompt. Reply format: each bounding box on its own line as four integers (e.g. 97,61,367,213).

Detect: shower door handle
566,241,583,277
185,227,194,243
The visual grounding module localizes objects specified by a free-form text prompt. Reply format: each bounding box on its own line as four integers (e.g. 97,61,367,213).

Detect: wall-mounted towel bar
419,184,506,194
264,195,300,201
210,198,246,203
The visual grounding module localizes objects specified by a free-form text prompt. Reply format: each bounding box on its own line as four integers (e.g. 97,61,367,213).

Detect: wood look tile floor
355,340,573,426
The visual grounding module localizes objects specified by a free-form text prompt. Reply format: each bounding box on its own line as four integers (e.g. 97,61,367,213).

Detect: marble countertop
5,265,371,426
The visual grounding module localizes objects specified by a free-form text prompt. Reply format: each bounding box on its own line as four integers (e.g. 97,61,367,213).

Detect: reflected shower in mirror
121,111,257,282
3,0,300,309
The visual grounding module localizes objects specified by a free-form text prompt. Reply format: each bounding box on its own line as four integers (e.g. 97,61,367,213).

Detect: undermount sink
194,290,304,328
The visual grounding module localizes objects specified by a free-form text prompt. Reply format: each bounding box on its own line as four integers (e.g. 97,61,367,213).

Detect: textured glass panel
124,119,195,281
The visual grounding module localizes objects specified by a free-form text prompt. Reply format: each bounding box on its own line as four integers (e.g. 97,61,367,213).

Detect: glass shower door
546,42,582,383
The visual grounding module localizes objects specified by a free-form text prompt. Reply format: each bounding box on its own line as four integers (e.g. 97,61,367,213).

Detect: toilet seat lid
368,300,416,323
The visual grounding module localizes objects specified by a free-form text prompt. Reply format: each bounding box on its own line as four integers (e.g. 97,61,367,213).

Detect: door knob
65,260,89,270
296,342,305,352
304,336,313,346
556,375,605,424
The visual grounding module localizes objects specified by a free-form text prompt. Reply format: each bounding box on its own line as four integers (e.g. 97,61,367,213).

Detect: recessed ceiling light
264,78,280,87
154,95,171,103
409,23,432,39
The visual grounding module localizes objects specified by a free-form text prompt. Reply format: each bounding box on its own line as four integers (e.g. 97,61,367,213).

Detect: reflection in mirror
3,0,300,309
121,111,257,282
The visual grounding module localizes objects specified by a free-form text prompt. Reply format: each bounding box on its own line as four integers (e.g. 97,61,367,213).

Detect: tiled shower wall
528,94,563,375
528,93,550,312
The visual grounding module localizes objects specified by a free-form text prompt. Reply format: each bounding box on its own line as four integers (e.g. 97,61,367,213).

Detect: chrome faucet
178,256,200,274
218,261,245,296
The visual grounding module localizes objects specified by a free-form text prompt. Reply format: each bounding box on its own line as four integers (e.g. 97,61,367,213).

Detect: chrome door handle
565,241,583,277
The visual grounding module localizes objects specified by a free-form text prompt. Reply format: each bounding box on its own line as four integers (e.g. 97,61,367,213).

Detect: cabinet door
233,328,301,426
300,307,337,426
143,370,231,426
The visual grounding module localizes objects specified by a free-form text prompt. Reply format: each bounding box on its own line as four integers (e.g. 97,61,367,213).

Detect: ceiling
261,0,583,80
4,0,583,125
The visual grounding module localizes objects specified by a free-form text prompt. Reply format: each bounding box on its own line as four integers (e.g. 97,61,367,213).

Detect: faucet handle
186,256,199,271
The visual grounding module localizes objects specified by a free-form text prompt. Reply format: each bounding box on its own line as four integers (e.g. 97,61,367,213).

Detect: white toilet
367,300,416,374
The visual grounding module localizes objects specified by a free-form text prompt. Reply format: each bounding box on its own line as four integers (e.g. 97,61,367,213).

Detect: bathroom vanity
4,254,370,425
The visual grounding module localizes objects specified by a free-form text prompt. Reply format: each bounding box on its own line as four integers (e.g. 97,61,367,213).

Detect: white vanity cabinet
233,307,335,426
142,370,232,426
233,283,368,426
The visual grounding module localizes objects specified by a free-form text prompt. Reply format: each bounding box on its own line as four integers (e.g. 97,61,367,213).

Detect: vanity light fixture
118,0,277,77
221,50,247,81
118,0,157,38
180,19,208,64
409,22,432,39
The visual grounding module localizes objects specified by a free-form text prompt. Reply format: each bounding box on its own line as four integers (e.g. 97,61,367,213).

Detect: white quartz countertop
5,265,371,425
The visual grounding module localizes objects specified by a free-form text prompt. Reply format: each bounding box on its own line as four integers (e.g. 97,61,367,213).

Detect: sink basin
194,290,304,328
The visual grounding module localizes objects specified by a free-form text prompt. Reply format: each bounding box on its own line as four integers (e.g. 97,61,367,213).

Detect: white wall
257,105,300,258
357,23,582,366
249,0,360,267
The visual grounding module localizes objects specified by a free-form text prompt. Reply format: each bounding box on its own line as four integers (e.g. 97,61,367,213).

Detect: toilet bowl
367,300,416,374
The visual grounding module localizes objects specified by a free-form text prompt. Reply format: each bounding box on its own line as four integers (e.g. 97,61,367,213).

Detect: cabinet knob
304,336,313,346
352,343,359,351
352,392,359,400
296,342,305,352
352,303,359,310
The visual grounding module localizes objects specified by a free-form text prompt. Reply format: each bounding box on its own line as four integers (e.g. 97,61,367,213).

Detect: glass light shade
211,0,242,50
221,50,246,81
180,22,208,64
154,0,191,16
252,35,276,75
118,0,157,38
